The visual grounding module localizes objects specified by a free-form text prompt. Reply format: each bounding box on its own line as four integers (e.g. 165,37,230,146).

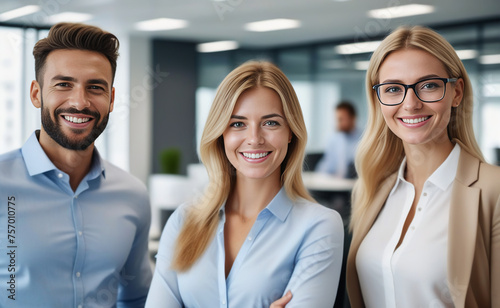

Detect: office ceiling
1,0,499,48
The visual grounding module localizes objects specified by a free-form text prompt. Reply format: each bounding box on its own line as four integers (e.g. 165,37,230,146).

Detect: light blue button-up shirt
0,131,152,308
146,188,344,307
316,128,362,178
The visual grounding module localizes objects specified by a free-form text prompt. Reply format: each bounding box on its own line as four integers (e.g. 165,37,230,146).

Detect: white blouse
356,144,461,308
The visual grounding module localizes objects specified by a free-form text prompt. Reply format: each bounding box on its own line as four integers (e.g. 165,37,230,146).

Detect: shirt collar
218,187,293,223
395,143,461,191
265,187,293,222
21,130,106,180
427,143,460,191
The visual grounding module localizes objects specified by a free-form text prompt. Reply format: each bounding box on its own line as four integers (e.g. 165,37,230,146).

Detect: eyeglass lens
378,79,446,105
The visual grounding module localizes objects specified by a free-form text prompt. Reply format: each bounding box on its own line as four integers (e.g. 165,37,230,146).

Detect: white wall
128,35,153,185
103,33,130,171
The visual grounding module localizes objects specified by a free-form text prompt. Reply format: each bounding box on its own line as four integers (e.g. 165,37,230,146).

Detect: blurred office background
1,0,500,177
1,1,499,306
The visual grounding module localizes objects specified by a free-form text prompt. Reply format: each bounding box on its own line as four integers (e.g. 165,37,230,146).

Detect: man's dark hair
33,22,119,85
336,100,357,118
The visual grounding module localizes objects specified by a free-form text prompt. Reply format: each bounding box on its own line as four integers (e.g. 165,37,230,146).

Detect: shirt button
78,231,83,236
222,299,226,305
76,272,81,278
423,192,428,197
78,305,83,308
418,207,422,211
247,236,252,241
57,173,63,178
411,226,416,231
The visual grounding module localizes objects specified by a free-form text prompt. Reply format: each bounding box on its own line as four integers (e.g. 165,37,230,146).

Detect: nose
69,86,91,110
402,87,423,111
247,125,264,145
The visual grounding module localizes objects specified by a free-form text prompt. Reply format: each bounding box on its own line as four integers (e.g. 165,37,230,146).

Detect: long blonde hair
172,61,313,271
350,26,484,230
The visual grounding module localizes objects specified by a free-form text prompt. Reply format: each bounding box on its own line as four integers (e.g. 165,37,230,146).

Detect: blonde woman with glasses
347,26,500,307
146,61,344,308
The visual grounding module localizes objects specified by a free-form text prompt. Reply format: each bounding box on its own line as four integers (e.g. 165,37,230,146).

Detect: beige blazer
346,144,500,308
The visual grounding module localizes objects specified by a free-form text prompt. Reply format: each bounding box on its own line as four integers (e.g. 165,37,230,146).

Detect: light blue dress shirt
315,128,361,178
0,131,152,308
146,187,344,308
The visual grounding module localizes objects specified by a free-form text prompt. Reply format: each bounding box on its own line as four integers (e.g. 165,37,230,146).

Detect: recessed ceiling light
135,18,188,31
480,54,500,65
197,41,239,53
455,49,478,60
47,12,93,24
244,19,301,32
335,41,382,55
368,4,434,19
0,5,40,21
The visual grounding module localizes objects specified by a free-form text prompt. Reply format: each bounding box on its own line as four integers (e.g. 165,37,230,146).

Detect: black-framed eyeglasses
373,77,458,106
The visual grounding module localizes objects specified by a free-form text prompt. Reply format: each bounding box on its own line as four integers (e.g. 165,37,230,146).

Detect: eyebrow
262,113,285,120
380,74,442,84
51,75,109,89
230,113,286,120
51,75,76,83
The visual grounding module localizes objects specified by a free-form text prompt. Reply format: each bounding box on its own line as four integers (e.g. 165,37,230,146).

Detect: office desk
302,171,356,192
302,171,355,217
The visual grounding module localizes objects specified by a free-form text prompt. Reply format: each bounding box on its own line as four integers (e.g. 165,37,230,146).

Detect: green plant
159,147,181,174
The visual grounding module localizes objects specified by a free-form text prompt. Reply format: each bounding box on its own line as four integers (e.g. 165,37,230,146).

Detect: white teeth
64,116,90,124
242,152,270,159
402,116,430,124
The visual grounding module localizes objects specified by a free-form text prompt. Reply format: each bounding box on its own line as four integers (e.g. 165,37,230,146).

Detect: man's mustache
54,108,100,119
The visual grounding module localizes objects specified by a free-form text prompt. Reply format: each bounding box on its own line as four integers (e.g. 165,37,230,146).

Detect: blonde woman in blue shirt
146,61,344,307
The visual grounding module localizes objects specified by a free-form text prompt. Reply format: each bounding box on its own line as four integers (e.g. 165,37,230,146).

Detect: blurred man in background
316,101,361,178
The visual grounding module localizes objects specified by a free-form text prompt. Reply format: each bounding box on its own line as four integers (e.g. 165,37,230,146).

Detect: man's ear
30,80,42,108
109,87,115,113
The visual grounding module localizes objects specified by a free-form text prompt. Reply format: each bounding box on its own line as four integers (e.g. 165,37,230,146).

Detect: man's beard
41,98,109,151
